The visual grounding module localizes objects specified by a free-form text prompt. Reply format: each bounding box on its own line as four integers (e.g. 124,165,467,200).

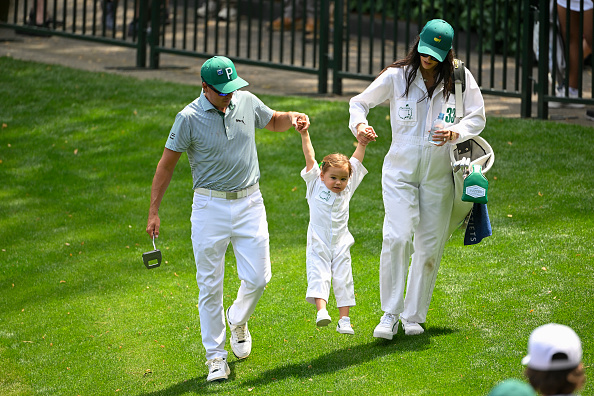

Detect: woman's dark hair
379,36,455,102
525,364,584,395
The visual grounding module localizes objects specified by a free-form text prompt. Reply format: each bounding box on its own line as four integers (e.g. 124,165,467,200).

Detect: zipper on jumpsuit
421,83,447,174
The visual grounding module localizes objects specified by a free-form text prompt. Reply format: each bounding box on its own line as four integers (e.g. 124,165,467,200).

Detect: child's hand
293,113,310,132
297,125,309,135
356,124,377,143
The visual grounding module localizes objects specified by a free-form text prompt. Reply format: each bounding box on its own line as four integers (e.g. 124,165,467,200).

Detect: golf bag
447,136,494,238
446,59,495,239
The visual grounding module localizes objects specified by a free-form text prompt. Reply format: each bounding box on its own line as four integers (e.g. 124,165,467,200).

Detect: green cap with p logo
201,56,249,94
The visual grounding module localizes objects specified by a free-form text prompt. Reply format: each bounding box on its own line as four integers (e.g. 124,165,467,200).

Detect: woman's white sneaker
206,357,230,382
401,317,424,335
373,312,398,339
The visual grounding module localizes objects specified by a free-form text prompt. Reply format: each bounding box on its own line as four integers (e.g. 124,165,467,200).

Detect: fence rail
2,0,593,118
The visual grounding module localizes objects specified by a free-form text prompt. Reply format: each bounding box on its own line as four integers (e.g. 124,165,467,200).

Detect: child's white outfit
300,157,367,308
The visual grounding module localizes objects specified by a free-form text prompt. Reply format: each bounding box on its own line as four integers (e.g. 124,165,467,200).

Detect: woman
348,19,486,339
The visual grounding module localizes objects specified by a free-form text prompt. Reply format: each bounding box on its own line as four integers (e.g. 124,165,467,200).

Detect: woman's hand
432,129,458,146
356,123,377,143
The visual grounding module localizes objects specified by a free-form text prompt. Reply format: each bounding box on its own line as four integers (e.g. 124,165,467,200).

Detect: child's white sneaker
316,308,331,326
373,312,398,339
401,317,424,336
336,316,354,335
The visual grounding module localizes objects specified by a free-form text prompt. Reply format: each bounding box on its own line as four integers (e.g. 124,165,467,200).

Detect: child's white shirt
300,157,368,246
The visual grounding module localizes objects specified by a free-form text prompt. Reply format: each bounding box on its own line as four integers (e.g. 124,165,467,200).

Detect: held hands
356,123,377,146
432,129,458,146
292,113,310,132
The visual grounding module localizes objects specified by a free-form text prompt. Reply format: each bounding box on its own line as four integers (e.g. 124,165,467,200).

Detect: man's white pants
190,190,271,361
379,137,453,324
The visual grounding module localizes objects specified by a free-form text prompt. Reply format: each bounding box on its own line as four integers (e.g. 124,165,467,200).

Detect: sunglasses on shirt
419,53,439,62
207,84,232,97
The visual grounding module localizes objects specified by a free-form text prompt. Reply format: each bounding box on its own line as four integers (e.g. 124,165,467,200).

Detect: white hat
522,323,582,370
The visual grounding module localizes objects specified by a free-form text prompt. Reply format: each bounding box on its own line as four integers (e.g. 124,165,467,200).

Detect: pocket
192,193,209,210
248,190,264,208
394,99,418,126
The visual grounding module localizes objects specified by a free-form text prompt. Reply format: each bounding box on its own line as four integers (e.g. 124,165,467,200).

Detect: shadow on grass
136,326,455,395
135,359,245,395
244,326,455,387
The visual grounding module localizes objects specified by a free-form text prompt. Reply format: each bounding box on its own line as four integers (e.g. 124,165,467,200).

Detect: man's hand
146,214,160,238
292,113,310,132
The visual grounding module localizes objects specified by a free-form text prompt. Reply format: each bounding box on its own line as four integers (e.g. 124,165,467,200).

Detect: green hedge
347,0,526,54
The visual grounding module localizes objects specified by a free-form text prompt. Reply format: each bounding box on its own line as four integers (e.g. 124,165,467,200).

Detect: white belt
194,183,259,200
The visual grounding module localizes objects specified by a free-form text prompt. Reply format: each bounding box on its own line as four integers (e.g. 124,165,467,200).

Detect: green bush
346,0,526,54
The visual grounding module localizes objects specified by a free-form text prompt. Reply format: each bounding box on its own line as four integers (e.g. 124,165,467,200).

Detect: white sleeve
348,69,395,136
449,68,486,142
347,157,368,194
300,165,321,200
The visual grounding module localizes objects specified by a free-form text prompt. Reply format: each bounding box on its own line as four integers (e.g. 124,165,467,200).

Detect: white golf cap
522,323,582,371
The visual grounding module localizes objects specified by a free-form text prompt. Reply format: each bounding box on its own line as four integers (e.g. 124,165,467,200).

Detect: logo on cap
434,36,442,43
201,55,249,93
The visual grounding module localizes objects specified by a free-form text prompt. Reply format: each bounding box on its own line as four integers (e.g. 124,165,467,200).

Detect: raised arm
265,111,310,132
351,128,374,163
299,129,317,172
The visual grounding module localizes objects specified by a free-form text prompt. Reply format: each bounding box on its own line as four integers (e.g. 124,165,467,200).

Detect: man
146,55,310,382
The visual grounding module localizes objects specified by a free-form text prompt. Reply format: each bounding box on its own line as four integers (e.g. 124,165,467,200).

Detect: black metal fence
2,0,593,118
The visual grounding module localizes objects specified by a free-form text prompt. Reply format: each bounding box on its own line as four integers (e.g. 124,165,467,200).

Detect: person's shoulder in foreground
488,379,536,396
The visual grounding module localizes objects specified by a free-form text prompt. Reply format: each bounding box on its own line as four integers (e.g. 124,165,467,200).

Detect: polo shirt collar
198,92,237,113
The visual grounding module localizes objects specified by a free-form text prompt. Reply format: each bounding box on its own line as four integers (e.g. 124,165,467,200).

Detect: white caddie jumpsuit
349,65,485,323
301,158,367,307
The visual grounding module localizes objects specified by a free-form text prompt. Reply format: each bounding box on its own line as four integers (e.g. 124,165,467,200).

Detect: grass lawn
0,56,592,395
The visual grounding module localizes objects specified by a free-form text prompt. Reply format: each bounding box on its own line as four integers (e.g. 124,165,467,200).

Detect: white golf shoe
206,357,230,382
336,316,355,335
373,312,398,340
401,317,424,336
226,307,252,359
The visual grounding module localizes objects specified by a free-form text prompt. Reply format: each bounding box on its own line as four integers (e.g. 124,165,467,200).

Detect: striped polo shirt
165,90,275,191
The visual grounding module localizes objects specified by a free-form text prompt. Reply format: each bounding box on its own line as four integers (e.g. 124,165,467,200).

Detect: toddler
298,127,374,334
